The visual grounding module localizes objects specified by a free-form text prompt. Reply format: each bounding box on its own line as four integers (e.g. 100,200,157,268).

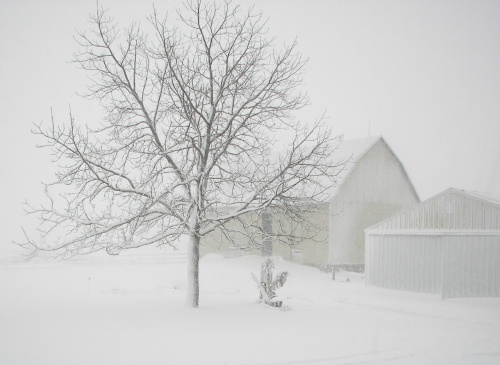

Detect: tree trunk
186,233,200,308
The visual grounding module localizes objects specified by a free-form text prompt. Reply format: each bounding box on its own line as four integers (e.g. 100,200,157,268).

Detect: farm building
202,135,420,268
365,188,500,298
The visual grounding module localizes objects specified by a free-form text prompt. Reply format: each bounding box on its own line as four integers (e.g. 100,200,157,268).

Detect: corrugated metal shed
365,188,500,298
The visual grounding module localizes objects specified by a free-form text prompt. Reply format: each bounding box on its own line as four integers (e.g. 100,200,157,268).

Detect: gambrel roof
328,135,418,201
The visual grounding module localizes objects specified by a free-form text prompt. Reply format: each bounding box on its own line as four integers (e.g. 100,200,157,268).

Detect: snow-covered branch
22,0,346,307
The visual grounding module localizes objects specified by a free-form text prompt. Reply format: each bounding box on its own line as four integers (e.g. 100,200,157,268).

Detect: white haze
0,2,499,363
2,0,499,255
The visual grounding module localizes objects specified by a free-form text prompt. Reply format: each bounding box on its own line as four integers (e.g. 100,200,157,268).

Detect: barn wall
330,140,419,265
441,235,500,298
330,202,411,264
286,204,330,266
201,204,330,265
333,140,419,206
365,234,443,293
366,232,500,298
201,212,262,258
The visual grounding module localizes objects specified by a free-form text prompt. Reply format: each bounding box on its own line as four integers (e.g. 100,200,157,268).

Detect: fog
1,0,499,254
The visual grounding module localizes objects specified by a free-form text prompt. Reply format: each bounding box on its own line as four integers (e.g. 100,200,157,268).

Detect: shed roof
366,187,500,232
460,189,500,206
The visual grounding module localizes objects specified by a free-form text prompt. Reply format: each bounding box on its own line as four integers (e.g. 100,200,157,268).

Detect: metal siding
495,239,500,296
365,234,443,293
373,190,500,231
440,235,500,298
480,241,487,295
366,233,500,298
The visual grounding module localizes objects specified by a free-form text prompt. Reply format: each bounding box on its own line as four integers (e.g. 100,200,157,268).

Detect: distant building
202,136,419,268
365,188,500,298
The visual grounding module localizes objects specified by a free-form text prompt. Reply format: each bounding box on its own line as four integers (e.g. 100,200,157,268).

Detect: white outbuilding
203,136,420,268
365,188,500,298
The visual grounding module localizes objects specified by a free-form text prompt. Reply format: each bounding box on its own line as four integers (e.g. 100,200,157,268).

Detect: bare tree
21,0,345,307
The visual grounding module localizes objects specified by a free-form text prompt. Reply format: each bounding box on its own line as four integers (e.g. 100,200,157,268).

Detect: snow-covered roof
458,189,500,207
332,135,382,164
327,135,383,199
365,187,500,232
206,135,389,212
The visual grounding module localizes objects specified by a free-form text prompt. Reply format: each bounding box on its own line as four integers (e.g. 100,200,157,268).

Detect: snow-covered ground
1,252,499,365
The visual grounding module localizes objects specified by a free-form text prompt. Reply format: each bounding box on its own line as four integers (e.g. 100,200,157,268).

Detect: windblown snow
1,250,499,365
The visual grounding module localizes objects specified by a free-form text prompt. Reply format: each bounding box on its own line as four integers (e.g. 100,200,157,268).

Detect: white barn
202,136,420,268
325,135,419,268
365,188,500,298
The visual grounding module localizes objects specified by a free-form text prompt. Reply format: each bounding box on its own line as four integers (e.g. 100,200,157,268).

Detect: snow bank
1,254,499,364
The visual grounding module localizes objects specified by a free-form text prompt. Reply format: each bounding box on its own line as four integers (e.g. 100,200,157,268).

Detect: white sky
1,0,499,253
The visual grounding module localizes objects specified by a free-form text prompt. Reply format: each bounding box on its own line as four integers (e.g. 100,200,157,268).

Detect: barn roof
327,135,419,201
327,135,382,199
332,135,382,163
366,187,500,232
215,135,415,209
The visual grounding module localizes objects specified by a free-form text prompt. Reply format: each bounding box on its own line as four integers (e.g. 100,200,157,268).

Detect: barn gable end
329,137,419,265
201,136,420,269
